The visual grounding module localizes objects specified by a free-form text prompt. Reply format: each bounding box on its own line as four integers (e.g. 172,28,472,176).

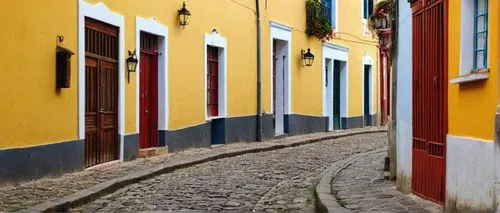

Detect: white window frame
204,31,227,120
459,0,488,75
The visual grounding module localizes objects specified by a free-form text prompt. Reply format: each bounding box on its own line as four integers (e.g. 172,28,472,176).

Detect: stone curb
21,128,386,213
314,148,387,213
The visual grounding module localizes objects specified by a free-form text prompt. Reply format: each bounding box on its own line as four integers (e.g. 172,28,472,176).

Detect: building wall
446,0,498,211
0,0,380,182
395,0,413,194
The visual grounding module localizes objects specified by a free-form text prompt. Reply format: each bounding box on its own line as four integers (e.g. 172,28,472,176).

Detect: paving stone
0,128,382,212
331,152,443,213
70,132,386,212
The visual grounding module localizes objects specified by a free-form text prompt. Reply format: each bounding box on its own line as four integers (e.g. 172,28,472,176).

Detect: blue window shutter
473,0,488,69
363,0,368,19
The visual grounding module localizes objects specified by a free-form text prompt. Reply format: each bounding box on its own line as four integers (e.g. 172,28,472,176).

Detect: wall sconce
56,35,74,88
302,48,315,67
178,1,191,27
126,50,138,83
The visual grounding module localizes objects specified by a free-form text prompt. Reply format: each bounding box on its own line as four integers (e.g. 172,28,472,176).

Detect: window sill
449,68,490,84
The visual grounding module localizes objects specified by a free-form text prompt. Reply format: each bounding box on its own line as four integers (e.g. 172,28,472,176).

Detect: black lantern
178,2,191,27
302,48,315,67
374,14,389,30
127,50,138,83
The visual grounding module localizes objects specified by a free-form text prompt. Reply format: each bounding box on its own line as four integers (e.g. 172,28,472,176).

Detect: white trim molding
78,0,125,160
204,31,228,120
135,16,169,134
362,54,374,115
270,20,292,115
322,43,349,130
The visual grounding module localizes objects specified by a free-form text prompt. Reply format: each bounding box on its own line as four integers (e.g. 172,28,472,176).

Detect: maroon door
139,32,159,149
84,18,119,167
207,46,219,117
411,0,447,204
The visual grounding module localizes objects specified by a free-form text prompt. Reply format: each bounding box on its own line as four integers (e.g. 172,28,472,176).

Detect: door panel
207,46,219,117
333,61,341,130
364,65,371,126
139,32,159,149
411,0,446,204
84,18,119,168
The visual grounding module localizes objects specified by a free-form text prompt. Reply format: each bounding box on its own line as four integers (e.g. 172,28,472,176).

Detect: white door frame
270,21,292,135
204,31,228,120
135,17,169,135
78,0,125,160
322,43,349,130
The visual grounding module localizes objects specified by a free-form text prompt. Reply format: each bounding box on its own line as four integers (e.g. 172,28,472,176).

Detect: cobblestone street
72,132,386,212
331,151,442,213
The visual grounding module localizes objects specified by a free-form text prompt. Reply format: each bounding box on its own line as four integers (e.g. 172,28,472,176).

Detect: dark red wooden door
139,32,159,149
84,18,119,167
207,46,219,117
411,0,447,204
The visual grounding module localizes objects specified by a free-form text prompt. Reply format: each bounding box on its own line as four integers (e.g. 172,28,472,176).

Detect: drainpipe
256,0,263,141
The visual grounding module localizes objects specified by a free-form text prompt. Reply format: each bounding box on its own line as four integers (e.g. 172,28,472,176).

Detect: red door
139,32,159,149
411,0,447,204
207,46,219,117
84,18,119,167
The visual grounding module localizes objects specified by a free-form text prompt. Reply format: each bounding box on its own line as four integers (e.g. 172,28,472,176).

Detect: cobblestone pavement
0,127,382,212
72,132,387,213
331,152,443,213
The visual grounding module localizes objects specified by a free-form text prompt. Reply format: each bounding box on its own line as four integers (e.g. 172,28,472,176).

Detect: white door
274,40,287,136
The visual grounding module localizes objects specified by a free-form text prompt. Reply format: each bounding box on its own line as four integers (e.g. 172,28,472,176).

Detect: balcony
306,0,333,40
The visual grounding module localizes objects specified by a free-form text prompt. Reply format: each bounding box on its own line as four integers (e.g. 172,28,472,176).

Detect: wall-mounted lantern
374,14,389,30
178,2,191,27
56,35,74,88
302,48,315,67
126,50,138,83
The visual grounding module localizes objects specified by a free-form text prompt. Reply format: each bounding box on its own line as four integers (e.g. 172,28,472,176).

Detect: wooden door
207,46,219,117
333,61,341,130
139,32,159,149
84,18,119,168
411,0,447,204
364,65,371,126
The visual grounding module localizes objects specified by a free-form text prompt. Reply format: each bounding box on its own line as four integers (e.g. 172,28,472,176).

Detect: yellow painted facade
0,0,379,150
448,0,498,141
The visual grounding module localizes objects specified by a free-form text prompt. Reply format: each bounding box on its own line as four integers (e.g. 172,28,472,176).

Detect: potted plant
305,0,334,41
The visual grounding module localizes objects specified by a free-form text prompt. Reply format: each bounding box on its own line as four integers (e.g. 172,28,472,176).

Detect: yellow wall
261,0,380,117
0,0,78,149
0,0,380,149
448,0,498,141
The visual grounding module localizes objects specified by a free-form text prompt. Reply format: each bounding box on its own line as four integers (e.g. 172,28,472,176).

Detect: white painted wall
446,135,494,212
395,0,413,193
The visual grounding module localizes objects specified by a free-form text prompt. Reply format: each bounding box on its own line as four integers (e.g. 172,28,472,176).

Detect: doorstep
138,146,169,158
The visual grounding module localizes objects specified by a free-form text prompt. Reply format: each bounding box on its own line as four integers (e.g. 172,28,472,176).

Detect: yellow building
0,0,380,183
446,0,498,211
